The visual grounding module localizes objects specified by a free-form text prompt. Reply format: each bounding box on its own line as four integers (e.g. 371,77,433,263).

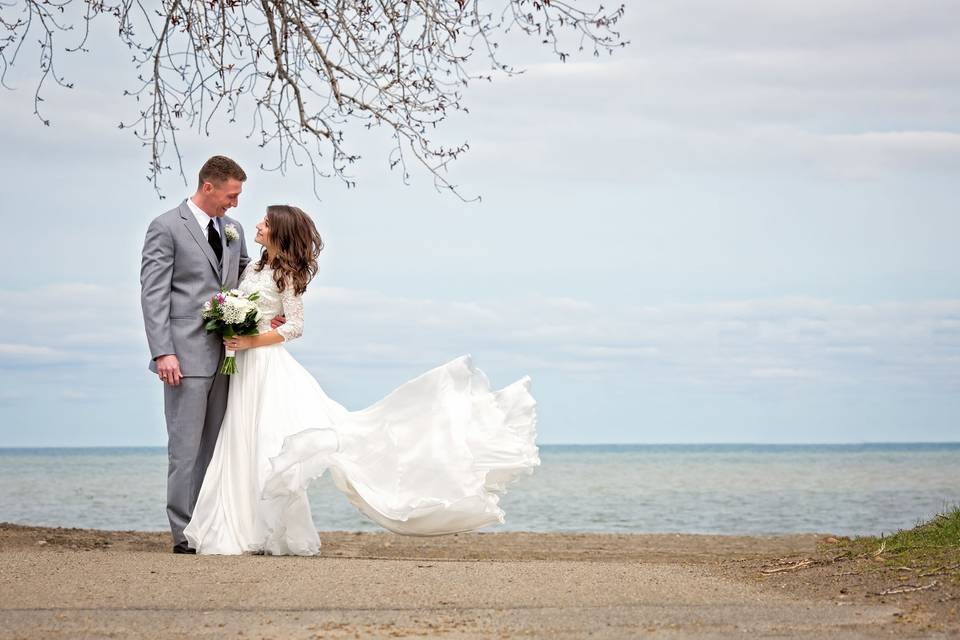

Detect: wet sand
0,523,951,639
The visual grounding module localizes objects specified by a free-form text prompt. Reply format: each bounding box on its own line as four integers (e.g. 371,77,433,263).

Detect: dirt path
0,524,940,639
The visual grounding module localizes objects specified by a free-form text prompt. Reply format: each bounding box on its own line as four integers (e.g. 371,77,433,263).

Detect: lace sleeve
277,283,304,342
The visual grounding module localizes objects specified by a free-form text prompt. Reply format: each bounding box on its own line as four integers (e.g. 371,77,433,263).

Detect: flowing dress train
183,266,539,555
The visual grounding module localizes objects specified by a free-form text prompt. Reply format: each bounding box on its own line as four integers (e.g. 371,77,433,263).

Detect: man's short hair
198,155,247,189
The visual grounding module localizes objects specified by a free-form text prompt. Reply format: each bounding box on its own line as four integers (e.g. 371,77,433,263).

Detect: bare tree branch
0,0,627,198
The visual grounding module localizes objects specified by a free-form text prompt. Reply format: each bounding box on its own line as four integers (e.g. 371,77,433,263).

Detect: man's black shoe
172,543,196,554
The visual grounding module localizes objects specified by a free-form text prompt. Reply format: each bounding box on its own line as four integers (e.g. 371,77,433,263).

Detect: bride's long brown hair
254,205,324,296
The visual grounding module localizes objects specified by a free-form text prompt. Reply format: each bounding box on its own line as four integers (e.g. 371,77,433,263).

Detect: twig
919,564,960,578
760,559,816,574
870,580,939,596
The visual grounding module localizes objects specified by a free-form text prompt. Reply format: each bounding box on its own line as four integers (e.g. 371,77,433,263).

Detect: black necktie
207,219,223,262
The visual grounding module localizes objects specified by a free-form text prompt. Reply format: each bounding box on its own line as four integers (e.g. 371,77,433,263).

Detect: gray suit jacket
141,200,251,377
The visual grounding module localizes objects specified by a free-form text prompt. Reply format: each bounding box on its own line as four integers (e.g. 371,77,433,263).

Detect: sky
1,1,959,446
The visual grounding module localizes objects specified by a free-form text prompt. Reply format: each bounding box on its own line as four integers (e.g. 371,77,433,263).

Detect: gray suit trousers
163,373,229,546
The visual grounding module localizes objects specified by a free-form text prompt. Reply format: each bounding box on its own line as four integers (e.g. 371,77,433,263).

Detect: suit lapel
220,219,233,286
179,201,221,278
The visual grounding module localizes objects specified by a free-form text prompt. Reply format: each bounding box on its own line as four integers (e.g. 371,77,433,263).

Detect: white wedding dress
183,265,540,555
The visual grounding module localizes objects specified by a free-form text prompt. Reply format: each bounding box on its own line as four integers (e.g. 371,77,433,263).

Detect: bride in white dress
183,205,540,556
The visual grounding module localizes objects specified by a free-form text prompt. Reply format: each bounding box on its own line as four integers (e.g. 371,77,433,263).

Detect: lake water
1,443,957,536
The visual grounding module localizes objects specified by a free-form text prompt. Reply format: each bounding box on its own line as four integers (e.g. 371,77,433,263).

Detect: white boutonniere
224,223,239,243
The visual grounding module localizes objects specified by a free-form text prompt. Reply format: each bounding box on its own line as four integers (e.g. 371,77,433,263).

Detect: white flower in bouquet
220,296,256,324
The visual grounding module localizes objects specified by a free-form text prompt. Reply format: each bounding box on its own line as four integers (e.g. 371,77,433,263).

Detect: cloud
749,367,816,380
61,389,96,402
3,0,959,193
6,280,959,393
2,279,959,443
0,284,145,371
0,343,71,366
443,0,960,184
0,390,26,405
299,289,960,390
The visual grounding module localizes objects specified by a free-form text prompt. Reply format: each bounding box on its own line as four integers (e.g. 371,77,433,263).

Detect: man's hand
270,315,286,330
155,354,183,386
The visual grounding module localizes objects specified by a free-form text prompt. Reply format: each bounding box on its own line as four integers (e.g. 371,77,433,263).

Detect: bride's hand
224,336,255,351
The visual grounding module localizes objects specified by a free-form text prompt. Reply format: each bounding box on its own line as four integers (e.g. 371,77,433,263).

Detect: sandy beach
2,523,956,639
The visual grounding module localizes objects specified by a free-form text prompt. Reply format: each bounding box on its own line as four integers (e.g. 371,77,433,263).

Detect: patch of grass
882,506,960,555
839,506,960,579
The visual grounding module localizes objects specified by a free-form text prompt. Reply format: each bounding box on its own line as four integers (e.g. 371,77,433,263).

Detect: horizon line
2,441,959,450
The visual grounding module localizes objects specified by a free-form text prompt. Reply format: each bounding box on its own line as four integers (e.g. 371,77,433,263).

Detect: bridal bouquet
202,289,261,375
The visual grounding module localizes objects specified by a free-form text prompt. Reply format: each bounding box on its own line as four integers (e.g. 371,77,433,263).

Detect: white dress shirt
187,197,221,238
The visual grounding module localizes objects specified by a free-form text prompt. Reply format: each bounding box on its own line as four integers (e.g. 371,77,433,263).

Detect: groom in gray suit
140,155,253,553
